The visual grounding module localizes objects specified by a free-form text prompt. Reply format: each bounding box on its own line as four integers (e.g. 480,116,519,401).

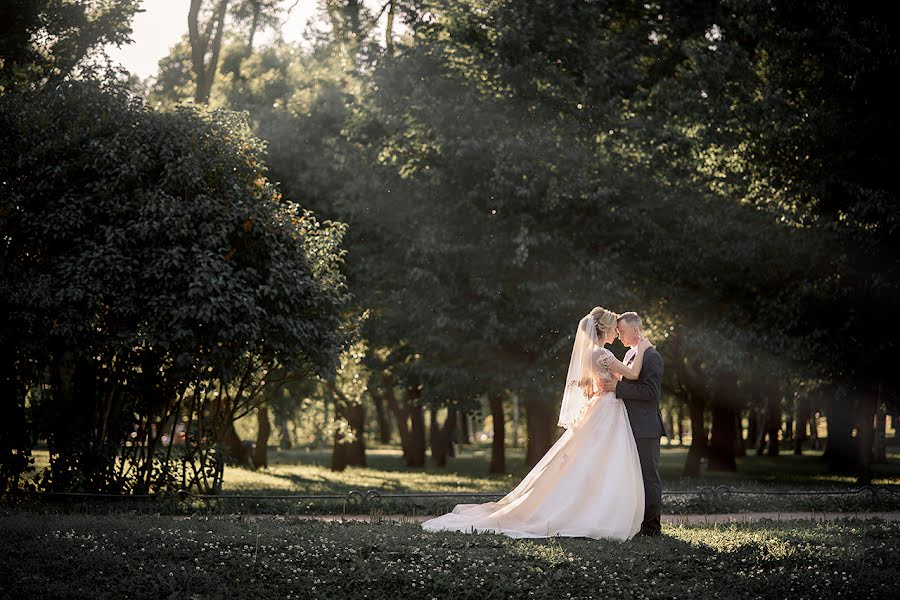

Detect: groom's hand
599,378,617,394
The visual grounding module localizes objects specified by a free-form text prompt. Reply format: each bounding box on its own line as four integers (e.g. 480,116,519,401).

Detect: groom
600,312,665,537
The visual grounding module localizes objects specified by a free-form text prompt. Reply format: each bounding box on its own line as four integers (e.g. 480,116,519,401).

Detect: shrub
0,79,350,493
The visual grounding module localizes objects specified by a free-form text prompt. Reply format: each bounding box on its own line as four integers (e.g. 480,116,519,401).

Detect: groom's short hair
617,312,642,329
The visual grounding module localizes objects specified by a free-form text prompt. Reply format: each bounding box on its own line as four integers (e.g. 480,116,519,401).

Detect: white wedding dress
422,342,644,540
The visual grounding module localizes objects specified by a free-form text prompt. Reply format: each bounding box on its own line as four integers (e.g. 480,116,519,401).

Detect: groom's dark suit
616,347,665,535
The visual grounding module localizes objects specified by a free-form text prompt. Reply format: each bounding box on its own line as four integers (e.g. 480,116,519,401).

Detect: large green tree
418,0,898,479
149,0,897,481
0,79,349,492
0,0,140,91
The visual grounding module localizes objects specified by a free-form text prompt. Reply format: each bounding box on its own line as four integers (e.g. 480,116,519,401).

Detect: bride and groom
422,307,665,540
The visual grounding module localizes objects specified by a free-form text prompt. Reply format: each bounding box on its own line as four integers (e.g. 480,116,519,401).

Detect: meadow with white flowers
1,512,896,599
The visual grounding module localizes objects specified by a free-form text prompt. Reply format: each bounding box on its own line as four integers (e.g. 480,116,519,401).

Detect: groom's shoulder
648,346,663,364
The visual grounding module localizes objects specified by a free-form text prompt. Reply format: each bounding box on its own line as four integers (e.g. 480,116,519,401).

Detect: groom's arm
615,351,663,408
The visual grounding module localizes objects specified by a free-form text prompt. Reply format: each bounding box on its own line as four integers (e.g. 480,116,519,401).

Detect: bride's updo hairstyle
589,306,618,338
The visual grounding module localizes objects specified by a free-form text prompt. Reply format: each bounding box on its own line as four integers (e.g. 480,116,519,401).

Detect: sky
105,0,387,79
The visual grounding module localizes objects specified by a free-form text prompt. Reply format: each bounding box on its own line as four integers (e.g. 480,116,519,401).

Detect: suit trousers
634,436,662,533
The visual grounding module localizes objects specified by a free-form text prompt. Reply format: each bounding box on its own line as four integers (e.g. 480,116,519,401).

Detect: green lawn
247,443,900,489
23,444,900,515
219,444,900,514
0,512,896,599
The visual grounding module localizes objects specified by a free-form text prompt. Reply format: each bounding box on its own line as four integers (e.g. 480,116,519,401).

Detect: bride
421,306,651,540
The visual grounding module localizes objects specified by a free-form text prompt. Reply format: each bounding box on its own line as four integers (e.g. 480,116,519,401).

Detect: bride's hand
638,338,652,351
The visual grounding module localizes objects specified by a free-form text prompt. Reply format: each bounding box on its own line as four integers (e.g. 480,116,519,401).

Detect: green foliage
0,78,349,492
1,78,348,380
601,0,900,382
0,0,141,91
405,0,899,420
117,0,900,481
344,40,615,402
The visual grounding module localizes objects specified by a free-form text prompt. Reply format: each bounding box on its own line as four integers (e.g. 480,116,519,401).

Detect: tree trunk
809,410,820,450
856,388,876,485
385,0,396,56
708,403,737,471
408,402,426,468
400,380,426,467
746,407,758,451
188,0,205,100
370,387,392,444
446,406,458,458
222,421,251,466
754,407,767,455
793,394,810,455
734,411,746,458
383,376,412,460
823,388,856,473
277,415,292,450
676,403,684,446
682,392,706,478
784,413,794,445
429,408,447,467
488,392,505,474
875,388,887,463
347,400,367,467
189,0,230,104
667,405,676,448
251,403,271,468
459,410,471,444
512,394,520,448
331,401,366,471
756,383,781,457
246,0,260,54
765,399,781,457
321,393,329,448
892,413,899,442
708,373,738,472
330,385,366,472
524,393,555,468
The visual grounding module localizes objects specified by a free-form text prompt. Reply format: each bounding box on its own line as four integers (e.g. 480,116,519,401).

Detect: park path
228,512,900,525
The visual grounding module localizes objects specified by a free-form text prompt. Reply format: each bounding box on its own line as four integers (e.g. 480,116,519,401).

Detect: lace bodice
594,347,614,378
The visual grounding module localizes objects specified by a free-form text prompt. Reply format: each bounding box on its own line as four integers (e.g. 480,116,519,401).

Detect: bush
0,79,349,493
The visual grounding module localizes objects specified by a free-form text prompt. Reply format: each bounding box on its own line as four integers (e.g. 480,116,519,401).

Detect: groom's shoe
638,527,662,538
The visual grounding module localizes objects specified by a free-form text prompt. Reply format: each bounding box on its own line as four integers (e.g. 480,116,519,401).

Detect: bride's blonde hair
589,306,618,337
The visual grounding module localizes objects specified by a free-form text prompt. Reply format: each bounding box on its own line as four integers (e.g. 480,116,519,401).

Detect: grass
207,443,900,514
21,443,900,515
0,511,897,599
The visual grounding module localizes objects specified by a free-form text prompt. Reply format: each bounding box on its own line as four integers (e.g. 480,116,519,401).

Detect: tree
189,0,230,104
0,0,140,91
708,372,739,472
329,342,370,471
150,0,897,484
185,0,285,104
0,79,349,492
425,0,899,482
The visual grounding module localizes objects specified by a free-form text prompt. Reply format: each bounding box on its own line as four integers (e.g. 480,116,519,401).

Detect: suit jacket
616,347,666,439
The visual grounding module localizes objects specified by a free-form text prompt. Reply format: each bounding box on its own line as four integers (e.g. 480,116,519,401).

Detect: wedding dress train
421,388,644,540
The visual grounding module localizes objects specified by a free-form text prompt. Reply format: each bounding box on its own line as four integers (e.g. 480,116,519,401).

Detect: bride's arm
608,339,652,381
